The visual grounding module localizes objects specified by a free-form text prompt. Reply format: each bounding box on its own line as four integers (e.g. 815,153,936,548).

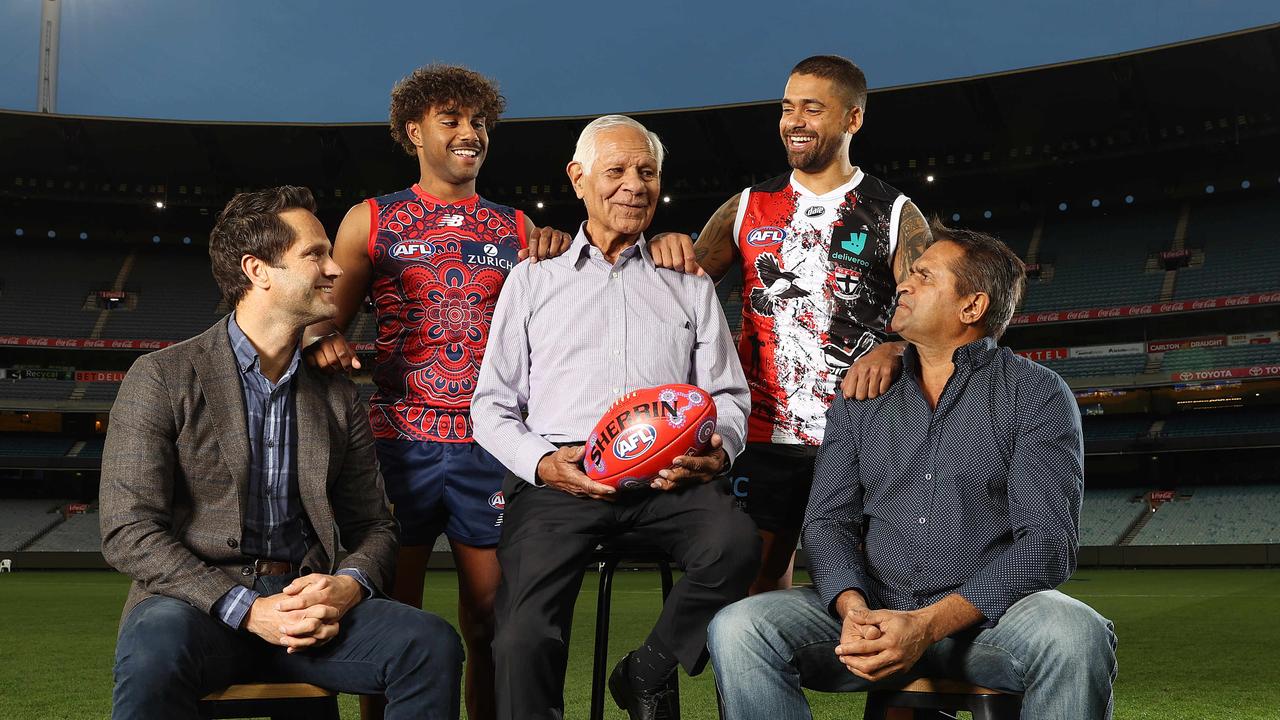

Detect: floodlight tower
38,0,61,113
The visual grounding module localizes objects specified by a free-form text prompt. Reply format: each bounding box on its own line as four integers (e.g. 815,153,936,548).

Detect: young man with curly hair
304,64,570,720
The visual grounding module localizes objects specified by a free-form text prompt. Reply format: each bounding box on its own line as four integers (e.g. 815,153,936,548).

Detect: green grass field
1,568,1277,719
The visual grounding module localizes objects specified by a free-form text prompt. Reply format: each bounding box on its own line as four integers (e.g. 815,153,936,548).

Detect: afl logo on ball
746,227,787,247
391,240,434,260
613,424,657,461
488,491,505,511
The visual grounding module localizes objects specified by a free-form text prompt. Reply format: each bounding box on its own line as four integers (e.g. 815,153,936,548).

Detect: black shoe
608,652,678,720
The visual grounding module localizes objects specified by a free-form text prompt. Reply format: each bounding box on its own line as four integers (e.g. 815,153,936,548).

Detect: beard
785,135,842,173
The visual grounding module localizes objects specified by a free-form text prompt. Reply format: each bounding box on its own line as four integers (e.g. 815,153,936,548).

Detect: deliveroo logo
841,231,868,256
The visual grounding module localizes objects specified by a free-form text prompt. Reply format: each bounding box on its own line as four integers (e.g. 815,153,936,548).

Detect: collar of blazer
190,316,336,560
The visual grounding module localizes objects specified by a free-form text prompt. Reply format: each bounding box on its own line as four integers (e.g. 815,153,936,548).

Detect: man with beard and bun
649,55,932,595
303,65,571,720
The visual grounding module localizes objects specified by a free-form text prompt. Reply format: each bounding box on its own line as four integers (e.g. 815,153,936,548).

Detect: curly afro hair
389,64,507,155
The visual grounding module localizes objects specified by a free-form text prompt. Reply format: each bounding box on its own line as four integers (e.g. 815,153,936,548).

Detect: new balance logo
439,214,465,227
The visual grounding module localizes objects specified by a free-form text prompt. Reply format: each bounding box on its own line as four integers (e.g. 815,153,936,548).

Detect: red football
583,384,718,490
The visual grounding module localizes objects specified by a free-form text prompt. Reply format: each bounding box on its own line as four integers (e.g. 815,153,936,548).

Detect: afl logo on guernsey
746,227,787,247
391,240,434,260
488,491,505,510
613,424,657,461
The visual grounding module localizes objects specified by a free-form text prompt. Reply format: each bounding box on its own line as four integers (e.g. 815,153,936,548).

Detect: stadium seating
0,499,66,551
1039,354,1148,379
99,245,223,340
0,379,76,403
1081,415,1155,443
1020,208,1172,313
1161,343,1280,372
1159,409,1280,438
1132,485,1280,545
0,244,124,337
0,434,74,457
1173,196,1280,300
1079,488,1147,545
26,509,102,552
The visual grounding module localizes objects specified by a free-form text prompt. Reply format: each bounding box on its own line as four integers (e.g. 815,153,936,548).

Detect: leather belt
253,559,294,576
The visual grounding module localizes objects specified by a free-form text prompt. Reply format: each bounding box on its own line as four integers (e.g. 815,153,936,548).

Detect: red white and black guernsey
732,169,908,445
366,184,526,442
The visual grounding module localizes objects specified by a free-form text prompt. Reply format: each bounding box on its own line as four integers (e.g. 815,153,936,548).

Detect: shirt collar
227,311,302,384
558,222,651,271
902,335,999,374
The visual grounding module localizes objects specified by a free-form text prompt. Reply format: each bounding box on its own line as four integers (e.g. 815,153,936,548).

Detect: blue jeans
112,575,462,720
708,588,1116,720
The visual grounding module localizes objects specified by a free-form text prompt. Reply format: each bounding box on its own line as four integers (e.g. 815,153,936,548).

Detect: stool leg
971,694,1022,720
862,692,888,720
590,558,620,720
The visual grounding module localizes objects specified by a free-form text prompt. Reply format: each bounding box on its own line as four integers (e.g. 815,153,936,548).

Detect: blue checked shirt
804,336,1083,625
212,313,370,630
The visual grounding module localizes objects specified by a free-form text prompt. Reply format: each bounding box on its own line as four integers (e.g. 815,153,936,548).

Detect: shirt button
918,517,927,524
925,473,932,480
611,272,620,278
241,566,253,576
612,388,620,394
226,538,238,549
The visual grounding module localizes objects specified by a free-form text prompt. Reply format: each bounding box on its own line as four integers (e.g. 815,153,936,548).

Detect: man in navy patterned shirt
708,223,1117,719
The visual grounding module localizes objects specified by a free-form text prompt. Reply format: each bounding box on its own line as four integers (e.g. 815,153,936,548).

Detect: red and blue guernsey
366,185,526,442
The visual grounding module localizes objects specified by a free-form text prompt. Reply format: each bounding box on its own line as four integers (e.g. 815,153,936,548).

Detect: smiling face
779,73,862,173
266,208,342,325
569,126,660,241
408,104,489,187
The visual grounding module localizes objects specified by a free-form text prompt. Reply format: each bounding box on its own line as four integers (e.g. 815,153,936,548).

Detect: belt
252,559,294,576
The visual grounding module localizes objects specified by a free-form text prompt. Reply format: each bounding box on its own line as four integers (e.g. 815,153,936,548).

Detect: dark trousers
111,574,463,720
492,474,761,720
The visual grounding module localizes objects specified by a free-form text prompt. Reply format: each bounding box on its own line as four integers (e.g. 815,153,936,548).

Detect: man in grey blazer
100,186,462,720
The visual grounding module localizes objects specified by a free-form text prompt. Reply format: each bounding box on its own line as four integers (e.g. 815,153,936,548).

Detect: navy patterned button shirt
803,335,1083,624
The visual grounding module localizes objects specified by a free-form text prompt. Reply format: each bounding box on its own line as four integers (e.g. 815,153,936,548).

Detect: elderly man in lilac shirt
471,115,759,720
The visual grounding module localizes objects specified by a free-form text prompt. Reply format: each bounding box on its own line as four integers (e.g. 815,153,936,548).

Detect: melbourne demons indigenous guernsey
367,185,526,442
733,169,907,445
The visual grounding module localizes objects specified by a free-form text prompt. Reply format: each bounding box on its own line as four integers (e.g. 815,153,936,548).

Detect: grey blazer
99,316,398,623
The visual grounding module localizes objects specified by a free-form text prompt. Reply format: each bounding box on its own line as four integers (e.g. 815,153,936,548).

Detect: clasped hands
244,573,364,653
834,597,936,683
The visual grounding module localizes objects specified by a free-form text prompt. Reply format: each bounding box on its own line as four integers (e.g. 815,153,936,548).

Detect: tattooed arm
841,199,929,400
893,200,931,285
648,192,742,282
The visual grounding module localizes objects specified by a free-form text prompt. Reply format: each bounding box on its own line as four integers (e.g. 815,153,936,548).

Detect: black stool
198,682,340,720
863,678,1021,720
589,535,680,720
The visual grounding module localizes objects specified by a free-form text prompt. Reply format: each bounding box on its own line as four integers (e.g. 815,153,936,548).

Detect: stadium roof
2,24,1277,220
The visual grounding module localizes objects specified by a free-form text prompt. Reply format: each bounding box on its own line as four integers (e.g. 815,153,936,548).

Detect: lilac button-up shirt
472,225,749,485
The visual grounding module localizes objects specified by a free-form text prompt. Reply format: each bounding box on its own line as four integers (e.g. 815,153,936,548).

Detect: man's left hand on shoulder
841,341,905,400
650,433,729,491
519,226,573,263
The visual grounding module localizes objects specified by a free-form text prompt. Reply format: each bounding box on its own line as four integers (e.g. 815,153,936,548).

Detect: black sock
627,634,678,692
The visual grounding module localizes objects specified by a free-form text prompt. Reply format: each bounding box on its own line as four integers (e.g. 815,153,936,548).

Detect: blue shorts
375,439,507,548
